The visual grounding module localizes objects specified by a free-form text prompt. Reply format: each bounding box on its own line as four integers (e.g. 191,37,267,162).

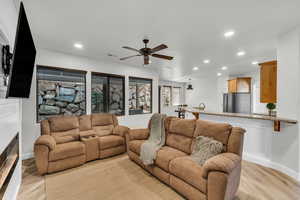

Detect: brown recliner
34,113,129,175
126,117,245,200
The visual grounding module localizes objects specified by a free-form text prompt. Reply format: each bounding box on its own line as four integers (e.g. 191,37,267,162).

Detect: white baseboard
243,153,300,182
22,152,34,160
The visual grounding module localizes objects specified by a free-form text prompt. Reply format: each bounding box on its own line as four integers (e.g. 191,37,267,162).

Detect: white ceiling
23,0,300,81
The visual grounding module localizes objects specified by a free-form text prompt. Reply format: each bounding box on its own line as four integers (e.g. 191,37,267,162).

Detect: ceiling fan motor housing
143,38,149,44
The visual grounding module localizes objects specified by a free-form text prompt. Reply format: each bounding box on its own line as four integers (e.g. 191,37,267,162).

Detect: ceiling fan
120,38,173,65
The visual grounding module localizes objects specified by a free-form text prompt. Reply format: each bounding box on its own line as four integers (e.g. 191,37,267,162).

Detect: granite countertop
184,108,297,124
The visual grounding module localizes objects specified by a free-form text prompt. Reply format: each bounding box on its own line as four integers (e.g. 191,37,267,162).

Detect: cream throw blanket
140,113,166,165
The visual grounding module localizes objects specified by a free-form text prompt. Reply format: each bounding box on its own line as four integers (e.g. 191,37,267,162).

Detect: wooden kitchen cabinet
259,61,277,103
228,77,251,93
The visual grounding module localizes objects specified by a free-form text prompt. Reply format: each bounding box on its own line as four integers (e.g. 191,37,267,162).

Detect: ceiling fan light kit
120,39,174,65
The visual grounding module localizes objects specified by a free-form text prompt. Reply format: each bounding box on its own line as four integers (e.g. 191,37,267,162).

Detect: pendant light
187,78,193,90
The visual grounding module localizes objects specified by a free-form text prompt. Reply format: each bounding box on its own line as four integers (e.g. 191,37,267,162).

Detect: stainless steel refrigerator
223,93,251,114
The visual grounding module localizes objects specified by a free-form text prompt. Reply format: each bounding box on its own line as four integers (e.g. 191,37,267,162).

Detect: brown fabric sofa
34,113,129,175
126,117,245,200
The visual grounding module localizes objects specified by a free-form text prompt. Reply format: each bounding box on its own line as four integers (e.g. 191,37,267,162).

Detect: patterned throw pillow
191,136,223,166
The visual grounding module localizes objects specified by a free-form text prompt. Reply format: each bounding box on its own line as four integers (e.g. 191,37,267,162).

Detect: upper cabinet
228,77,251,93
259,61,277,103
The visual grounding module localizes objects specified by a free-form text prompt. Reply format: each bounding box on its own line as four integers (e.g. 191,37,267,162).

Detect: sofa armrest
202,153,241,179
34,135,56,150
128,128,149,141
113,125,129,137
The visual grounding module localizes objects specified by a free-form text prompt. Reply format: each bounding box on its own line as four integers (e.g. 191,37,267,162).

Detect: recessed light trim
203,59,210,64
224,30,235,38
217,72,222,76
237,51,246,56
74,43,83,49
221,66,228,70
193,66,199,71
252,61,258,65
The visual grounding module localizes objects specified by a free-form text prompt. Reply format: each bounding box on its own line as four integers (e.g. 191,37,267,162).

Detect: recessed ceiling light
237,51,246,56
221,66,228,70
252,61,258,65
203,59,210,64
224,30,235,38
74,43,83,49
217,72,222,76
193,66,199,71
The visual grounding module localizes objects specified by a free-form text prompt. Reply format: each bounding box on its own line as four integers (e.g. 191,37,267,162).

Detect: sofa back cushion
166,119,196,154
91,113,117,127
47,116,80,144
93,125,114,137
193,120,232,151
48,116,79,132
79,115,92,131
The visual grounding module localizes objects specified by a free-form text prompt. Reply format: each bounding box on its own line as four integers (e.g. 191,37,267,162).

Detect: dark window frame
91,72,125,116
129,76,153,115
36,65,87,123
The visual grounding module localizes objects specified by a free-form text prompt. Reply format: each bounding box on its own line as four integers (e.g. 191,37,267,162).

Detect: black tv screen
6,2,36,98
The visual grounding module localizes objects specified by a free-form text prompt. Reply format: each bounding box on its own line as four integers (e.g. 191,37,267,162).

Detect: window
172,87,181,106
36,66,86,122
129,77,152,115
161,86,181,106
91,72,125,115
162,86,172,107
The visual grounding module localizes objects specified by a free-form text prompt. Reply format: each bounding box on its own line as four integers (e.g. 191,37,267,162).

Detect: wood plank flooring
17,155,300,200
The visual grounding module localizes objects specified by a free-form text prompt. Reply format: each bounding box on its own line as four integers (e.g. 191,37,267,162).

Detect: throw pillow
191,136,223,166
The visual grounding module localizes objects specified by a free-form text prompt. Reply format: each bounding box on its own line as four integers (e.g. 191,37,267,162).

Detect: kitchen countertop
184,108,297,124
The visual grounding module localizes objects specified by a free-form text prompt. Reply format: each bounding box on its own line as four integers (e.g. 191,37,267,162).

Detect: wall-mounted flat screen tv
6,2,36,98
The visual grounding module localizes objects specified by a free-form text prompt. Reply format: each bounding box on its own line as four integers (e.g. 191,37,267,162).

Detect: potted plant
266,103,276,116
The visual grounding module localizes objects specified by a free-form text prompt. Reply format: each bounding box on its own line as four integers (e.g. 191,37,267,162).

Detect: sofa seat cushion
169,156,207,193
128,140,146,155
99,135,125,150
49,142,85,161
155,146,187,172
93,125,114,136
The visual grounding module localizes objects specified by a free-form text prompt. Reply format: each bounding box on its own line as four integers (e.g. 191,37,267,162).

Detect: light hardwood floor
17,155,300,200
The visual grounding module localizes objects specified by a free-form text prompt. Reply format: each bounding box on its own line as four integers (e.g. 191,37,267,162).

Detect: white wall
21,48,159,158
277,28,300,179
185,77,218,112
0,0,22,199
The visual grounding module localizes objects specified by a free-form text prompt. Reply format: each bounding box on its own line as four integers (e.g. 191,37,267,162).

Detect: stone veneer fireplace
0,134,19,198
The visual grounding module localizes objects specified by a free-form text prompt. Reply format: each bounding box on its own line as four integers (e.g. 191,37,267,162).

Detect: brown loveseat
126,117,245,200
34,113,129,175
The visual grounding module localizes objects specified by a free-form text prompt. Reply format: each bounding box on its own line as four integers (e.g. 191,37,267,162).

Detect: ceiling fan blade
122,46,141,53
120,54,141,60
152,54,173,60
150,44,168,53
144,55,149,65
